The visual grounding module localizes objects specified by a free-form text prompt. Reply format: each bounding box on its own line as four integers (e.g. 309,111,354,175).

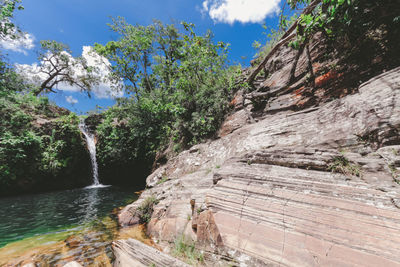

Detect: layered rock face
117,32,400,266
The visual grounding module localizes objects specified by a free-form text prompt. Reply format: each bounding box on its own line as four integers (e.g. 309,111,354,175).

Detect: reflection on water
0,186,137,265
81,187,100,223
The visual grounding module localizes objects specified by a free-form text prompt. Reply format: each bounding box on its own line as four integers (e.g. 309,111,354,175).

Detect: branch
246,32,296,84
38,69,61,94
246,0,321,84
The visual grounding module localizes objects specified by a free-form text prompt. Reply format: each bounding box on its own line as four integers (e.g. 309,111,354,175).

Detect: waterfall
79,119,104,188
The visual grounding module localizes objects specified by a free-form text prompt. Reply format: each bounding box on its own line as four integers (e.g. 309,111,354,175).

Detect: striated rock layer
117,39,400,266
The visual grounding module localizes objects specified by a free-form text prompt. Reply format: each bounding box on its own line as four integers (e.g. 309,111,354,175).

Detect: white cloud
16,46,123,99
202,0,281,24
0,31,35,55
81,46,124,99
65,95,78,104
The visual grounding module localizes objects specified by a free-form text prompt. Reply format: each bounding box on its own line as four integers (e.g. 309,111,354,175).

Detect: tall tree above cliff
17,40,103,96
94,18,155,99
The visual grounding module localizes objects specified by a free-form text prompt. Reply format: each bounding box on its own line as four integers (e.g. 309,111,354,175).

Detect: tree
23,40,100,96
94,17,155,100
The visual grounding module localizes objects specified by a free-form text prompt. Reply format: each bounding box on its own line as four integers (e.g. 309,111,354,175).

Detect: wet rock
64,235,82,249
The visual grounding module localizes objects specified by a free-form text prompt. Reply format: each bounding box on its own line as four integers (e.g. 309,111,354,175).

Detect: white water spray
79,119,107,188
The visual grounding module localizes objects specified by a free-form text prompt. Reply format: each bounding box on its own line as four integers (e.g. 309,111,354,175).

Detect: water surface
0,186,138,265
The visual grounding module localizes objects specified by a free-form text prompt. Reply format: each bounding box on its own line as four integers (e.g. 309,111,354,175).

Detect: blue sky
2,0,285,113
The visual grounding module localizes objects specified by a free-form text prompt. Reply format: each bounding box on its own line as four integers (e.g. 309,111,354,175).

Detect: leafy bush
286,0,400,50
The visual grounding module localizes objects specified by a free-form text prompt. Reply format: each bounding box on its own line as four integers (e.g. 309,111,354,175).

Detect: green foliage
388,164,400,185
172,235,204,265
96,20,241,176
157,176,168,185
0,0,24,38
287,0,400,48
328,155,361,177
136,196,159,224
39,114,82,176
0,64,90,195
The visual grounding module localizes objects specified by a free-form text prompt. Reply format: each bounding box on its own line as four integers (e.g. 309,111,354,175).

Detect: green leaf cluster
287,0,400,48
0,0,23,38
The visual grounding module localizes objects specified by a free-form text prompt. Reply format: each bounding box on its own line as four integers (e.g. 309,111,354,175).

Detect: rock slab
113,238,190,267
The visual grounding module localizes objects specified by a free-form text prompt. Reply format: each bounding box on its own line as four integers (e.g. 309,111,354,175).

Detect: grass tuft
328,156,361,177
136,196,159,224
172,235,204,265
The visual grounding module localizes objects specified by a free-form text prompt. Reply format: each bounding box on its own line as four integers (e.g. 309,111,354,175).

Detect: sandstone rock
377,145,400,167
196,210,223,249
207,154,400,266
118,65,400,265
113,238,190,267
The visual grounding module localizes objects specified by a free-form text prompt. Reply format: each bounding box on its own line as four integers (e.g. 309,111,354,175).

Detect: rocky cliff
115,28,400,266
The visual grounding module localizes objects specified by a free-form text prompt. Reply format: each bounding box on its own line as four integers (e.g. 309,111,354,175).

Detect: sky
1,0,286,114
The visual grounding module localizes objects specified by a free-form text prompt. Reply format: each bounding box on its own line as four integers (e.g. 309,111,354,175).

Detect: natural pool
0,186,139,266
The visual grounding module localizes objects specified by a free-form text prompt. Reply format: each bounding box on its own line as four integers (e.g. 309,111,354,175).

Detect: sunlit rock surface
117,27,400,266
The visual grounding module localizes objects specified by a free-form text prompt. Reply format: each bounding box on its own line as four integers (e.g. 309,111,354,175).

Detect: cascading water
79,119,106,188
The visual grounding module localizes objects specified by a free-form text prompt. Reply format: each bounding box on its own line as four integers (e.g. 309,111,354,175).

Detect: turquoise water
0,186,137,265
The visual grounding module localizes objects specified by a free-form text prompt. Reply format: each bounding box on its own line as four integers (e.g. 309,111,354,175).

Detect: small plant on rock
196,207,202,214
389,164,400,185
136,196,159,224
172,235,204,265
328,156,361,177
156,176,168,185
